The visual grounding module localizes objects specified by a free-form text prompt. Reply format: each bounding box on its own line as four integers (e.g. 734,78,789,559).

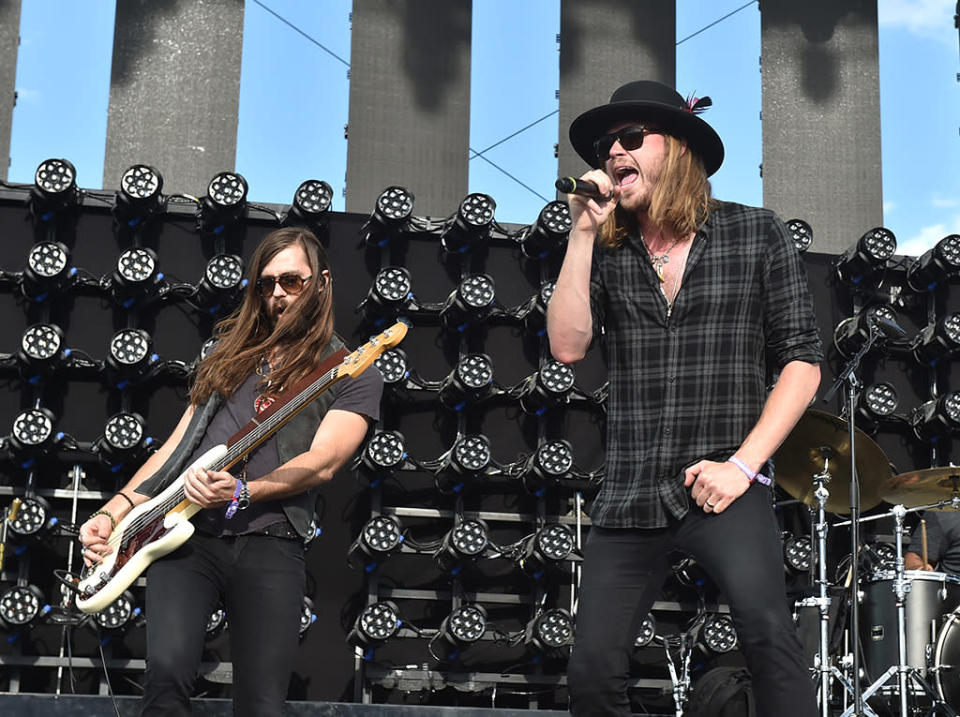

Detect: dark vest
134,336,346,539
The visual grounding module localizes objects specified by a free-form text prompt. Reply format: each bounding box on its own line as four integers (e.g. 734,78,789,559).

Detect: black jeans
567,484,817,716
141,532,305,717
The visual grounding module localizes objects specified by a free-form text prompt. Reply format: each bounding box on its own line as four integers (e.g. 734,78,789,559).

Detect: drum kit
775,409,960,716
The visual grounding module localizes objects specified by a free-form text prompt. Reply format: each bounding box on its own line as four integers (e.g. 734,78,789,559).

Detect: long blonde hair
598,134,716,248
190,228,335,404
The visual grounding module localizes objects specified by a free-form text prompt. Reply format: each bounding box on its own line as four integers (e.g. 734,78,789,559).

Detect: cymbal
879,467,960,510
773,409,890,514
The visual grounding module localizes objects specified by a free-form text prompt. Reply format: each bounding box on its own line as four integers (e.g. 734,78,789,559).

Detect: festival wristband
225,479,242,519
728,456,772,487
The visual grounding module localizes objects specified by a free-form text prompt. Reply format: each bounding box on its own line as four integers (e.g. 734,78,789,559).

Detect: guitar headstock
339,321,409,377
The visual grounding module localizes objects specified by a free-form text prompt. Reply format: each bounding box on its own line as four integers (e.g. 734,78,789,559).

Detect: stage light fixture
30,158,79,218
348,515,404,572
785,219,813,253
434,604,487,660
94,590,140,630
374,348,410,388
435,435,493,492
299,596,317,637
913,314,960,367
906,234,960,292
113,164,165,227
525,608,574,653
911,392,960,443
111,247,163,305
8,407,59,458
96,412,151,469
834,227,896,286
359,430,408,478
441,193,496,253
18,323,68,378
433,518,489,574
833,304,900,358
867,541,897,569
522,281,556,337
360,267,414,326
518,360,575,415
206,607,227,637
519,523,576,578
520,200,572,258
21,241,77,300
105,328,158,388
198,171,248,233
440,273,496,332
856,382,899,431
701,613,738,654
634,614,657,648
283,179,333,232
195,254,246,312
6,495,55,538
783,535,812,573
439,354,495,410
0,584,49,627
348,600,401,653
361,186,414,246
522,440,575,495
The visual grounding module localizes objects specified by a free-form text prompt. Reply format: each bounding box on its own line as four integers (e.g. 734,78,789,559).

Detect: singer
548,81,822,716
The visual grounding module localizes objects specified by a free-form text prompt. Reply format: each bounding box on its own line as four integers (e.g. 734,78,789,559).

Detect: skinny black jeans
141,532,305,716
568,484,817,716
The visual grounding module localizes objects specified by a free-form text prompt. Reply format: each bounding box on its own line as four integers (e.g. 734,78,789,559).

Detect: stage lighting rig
785,219,813,253
438,354,496,410
359,267,416,327
519,281,555,338
516,360,576,415
361,186,414,246
195,254,246,314
7,407,61,465
834,227,896,287
906,234,960,292
206,607,227,638
347,515,405,572
113,164,166,228
433,518,490,574
357,430,409,482
434,435,494,493
95,412,153,471
94,590,141,631
913,314,960,367
517,523,577,579
431,604,487,661
347,600,402,657
783,535,812,573
299,596,317,637
374,348,413,392
699,613,738,654
833,304,903,358
0,583,50,628
198,171,248,234
109,247,166,306
104,328,160,388
911,391,960,443
522,439,575,495
6,495,56,539
524,607,574,654
30,158,80,220
634,613,657,648
20,241,80,301
283,179,333,233
856,382,900,433
17,323,70,381
519,200,571,258
440,193,496,253
440,274,496,332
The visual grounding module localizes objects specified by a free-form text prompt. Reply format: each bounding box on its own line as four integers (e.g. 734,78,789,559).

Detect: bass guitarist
77,227,383,716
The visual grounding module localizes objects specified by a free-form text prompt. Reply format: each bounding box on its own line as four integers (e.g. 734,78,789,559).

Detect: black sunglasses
256,273,312,297
593,125,663,164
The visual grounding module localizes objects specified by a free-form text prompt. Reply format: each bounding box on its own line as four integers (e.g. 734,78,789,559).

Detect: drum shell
934,610,960,706
860,570,960,677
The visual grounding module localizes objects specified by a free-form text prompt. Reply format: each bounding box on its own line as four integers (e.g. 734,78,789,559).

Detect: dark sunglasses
256,273,312,297
593,125,663,164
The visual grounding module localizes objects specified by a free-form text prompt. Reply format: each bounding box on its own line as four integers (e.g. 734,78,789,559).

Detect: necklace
641,231,681,283
254,358,276,414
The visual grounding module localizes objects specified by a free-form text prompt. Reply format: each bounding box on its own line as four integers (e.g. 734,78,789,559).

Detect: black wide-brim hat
569,80,725,176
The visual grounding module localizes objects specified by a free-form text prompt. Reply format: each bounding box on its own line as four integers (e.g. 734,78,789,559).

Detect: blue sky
6,0,959,256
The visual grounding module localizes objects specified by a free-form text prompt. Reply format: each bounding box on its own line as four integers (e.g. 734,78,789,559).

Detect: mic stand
823,323,883,715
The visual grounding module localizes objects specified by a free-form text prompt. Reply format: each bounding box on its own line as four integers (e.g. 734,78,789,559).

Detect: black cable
250,0,350,67
676,0,758,46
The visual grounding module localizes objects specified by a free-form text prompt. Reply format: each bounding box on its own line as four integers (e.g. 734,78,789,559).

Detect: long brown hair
190,228,335,404
598,134,717,248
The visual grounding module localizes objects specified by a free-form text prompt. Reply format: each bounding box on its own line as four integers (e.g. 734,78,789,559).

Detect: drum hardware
880,467,960,511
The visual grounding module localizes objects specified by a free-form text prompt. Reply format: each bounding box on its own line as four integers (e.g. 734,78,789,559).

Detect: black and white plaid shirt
589,201,823,528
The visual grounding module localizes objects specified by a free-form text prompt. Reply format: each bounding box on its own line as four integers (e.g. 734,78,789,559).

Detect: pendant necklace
254,357,276,414
641,230,681,283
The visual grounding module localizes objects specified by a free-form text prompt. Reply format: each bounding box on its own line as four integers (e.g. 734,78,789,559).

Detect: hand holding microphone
555,176,614,202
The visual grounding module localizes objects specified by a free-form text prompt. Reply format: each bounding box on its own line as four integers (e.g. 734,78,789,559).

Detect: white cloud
931,195,960,209
884,201,898,213
878,0,953,36
899,218,960,256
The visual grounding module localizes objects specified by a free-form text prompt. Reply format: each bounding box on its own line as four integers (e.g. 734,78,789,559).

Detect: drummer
904,511,960,575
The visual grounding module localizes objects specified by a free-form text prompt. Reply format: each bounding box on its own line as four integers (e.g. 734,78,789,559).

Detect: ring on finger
705,500,716,509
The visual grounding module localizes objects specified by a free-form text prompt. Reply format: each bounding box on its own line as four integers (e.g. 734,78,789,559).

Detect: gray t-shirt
905,511,960,576
190,365,382,537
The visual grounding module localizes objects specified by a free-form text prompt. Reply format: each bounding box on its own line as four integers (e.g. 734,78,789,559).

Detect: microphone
555,177,613,202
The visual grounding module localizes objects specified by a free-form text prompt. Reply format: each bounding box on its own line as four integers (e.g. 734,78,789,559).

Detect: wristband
90,509,117,532
114,491,135,510
728,456,772,487
225,479,242,519
237,479,250,511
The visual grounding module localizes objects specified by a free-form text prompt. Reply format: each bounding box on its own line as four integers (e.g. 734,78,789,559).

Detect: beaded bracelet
728,456,772,487
90,508,117,532
225,479,242,519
